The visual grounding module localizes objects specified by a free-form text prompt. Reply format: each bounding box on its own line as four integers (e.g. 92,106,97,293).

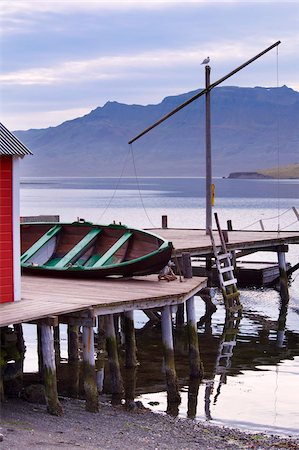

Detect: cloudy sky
1,1,298,131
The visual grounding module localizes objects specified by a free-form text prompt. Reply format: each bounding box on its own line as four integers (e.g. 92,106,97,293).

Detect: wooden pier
148,228,299,256
0,275,206,328
1,226,299,416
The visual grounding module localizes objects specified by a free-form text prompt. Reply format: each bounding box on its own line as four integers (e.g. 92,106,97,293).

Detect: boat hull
20,222,173,279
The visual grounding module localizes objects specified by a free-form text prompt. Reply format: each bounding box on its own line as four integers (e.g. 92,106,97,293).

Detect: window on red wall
0,156,14,303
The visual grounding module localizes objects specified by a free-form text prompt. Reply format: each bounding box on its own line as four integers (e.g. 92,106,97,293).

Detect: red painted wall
0,156,14,303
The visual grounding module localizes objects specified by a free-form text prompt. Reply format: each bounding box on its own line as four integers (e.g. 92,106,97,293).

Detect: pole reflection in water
276,293,290,349
203,313,242,421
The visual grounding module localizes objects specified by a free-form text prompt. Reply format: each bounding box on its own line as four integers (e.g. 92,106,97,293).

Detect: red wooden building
0,123,32,303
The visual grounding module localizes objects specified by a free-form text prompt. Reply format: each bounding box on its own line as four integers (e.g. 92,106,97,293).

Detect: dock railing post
40,322,63,416
82,325,99,412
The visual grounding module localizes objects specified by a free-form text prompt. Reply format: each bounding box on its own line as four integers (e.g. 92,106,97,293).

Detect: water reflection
203,314,241,421
20,292,299,434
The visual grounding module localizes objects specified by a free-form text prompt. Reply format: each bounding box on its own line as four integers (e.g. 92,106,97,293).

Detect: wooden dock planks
1,228,299,327
0,275,207,327
147,229,299,256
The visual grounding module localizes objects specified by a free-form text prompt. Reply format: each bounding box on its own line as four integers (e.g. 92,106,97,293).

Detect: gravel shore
1,397,298,450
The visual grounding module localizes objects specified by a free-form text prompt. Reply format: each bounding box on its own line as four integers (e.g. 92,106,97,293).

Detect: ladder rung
219,266,234,274
217,252,231,261
224,291,240,300
226,305,243,313
222,278,238,287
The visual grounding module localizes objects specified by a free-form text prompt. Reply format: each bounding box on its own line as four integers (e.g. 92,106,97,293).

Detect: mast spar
128,40,281,232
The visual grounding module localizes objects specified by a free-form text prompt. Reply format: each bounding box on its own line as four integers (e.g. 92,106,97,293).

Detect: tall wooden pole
205,65,212,234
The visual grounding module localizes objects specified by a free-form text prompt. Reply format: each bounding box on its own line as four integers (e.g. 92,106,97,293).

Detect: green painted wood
84,254,102,267
53,228,102,268
21,225,62,264
91,231,132,268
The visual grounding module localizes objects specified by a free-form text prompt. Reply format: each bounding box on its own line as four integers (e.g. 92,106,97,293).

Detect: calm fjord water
20,177,299,436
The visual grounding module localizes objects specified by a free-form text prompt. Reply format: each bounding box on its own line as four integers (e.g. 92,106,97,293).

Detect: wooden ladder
209,213,242,315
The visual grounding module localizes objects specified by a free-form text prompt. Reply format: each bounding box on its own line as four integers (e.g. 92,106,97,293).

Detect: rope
96,146,131,223
240,208,293,230
279,219,299,231
129,143,157,228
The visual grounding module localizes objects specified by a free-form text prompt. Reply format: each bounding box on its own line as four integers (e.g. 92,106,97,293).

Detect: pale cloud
2,107,91,131
0,40,283,86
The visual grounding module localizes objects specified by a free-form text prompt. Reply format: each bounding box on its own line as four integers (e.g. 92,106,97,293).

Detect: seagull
201,56,210,65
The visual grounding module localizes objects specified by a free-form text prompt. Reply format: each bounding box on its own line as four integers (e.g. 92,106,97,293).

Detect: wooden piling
40,323,63,416
37,324,44,381
105,314,124,403
175,255,185,327
187,377,200,419
124,366,137,410
67,325,80,398
182,252,203,378
161,306,181,405
186,296,204,378
82,325,99,412
277,248,290,304
123,310,138,368
95,316,106,393
53,325,61,366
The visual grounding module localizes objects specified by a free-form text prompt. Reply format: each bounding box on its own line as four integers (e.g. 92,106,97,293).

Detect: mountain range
14,85,299,178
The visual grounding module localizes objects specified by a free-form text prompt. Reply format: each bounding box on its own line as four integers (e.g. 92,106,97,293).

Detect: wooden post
40,324,63,415
175,256,185,327
182,252,203,378
96,316,106,393
105,314,124,403
53,325,61,366
124,366,137,410
277,248,290,304
123,310,138,368
186,296,204,378
161,306,181,405
277,247,290,347
37,324,44,381
67,325,80,398
82,325,99,412
187,377,200,419
205,64,212,235
162,215,168,229
227,220,236,270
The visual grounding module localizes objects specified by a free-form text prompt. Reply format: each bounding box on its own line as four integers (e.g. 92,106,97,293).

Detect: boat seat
90,231,132,268
21,225,62,265
48,228,102,268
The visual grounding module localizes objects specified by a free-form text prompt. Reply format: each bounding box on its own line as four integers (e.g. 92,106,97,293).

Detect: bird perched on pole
201,56,210,65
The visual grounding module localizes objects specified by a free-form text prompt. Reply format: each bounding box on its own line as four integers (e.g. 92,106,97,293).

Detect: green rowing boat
20,220,173,278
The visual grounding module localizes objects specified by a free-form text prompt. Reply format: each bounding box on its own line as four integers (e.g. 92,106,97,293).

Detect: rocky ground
1,397,299,450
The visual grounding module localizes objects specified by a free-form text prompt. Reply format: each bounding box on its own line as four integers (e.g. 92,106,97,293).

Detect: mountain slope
15,85,299,177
